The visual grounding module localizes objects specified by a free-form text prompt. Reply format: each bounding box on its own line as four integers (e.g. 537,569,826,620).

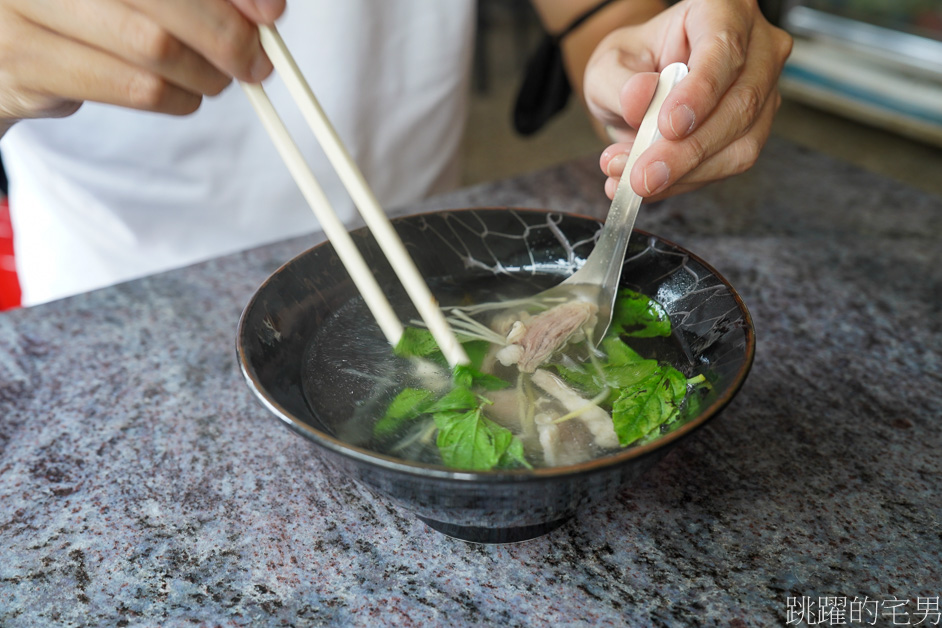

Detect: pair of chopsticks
240,25,469,367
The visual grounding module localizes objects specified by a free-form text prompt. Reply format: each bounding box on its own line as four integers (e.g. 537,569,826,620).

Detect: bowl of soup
237,208,755,543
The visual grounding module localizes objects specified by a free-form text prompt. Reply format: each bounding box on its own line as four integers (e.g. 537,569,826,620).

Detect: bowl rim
236,207,756,483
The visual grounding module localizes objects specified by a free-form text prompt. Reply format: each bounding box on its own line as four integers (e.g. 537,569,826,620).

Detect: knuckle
714,29,747,72
698,71,726,108
734,83,764,124
126,71,171,110
208,18,256,72
684,133,709,169
124,18,182,66
776,29,795,61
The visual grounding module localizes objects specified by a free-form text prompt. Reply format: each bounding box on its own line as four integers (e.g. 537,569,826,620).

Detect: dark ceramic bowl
237,208,754,543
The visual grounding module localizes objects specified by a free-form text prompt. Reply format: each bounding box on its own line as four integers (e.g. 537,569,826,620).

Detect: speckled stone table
1,138,940,626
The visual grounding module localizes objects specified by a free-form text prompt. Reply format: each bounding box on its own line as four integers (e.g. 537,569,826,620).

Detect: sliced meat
495,301,598,372
534,412,562,467
531,369,619,450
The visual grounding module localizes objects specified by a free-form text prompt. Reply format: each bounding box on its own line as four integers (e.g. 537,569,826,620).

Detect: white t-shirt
0,1,475,305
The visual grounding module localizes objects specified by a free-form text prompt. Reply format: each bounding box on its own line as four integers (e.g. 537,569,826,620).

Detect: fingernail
669,104,695,137
250,54,273,82
605,177,617,199
643,161,670,195
606,153,628,178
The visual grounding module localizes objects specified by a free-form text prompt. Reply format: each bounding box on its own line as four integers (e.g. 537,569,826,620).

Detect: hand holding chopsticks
240,25,469,367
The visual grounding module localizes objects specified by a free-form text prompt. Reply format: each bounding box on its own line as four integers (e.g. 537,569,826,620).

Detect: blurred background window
778,0,942,146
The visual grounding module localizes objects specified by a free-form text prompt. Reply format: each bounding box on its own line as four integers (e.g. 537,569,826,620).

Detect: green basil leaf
452,364,473,389
600,336,646,365
434,408,529,471
461,340,491,371
497,434,532,470
676,374,711,420
550,337,657,406
610,289,672,338
549,362,599,392
395,330,493,372
453,364,511,391
435,409,500,470
426,386,478,414
431,409,468,430
602,361,660,390
611,365,687,446
393,327,441,359
374,388,435,437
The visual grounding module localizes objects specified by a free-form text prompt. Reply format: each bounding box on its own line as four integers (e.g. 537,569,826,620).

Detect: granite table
1,138,940,626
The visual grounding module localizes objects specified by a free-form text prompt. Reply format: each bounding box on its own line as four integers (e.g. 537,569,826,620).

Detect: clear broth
302,273,695,468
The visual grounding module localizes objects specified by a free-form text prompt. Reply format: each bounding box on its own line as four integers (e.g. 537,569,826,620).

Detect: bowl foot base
417,516,570,544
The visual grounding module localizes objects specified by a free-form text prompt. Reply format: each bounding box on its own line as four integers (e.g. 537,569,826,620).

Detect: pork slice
531,369,619,450
534,411,596,467
496,301,598,372
534,413,562,467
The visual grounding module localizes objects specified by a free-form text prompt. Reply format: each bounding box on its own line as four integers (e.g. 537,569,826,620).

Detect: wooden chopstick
240,25,469,367
239,81,404,345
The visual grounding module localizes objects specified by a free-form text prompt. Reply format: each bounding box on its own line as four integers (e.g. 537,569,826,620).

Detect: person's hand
584,0,792,201
0,0,285,130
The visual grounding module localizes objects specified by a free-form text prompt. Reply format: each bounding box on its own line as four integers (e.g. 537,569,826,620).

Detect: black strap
513,0,621,136
555,0,621,42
